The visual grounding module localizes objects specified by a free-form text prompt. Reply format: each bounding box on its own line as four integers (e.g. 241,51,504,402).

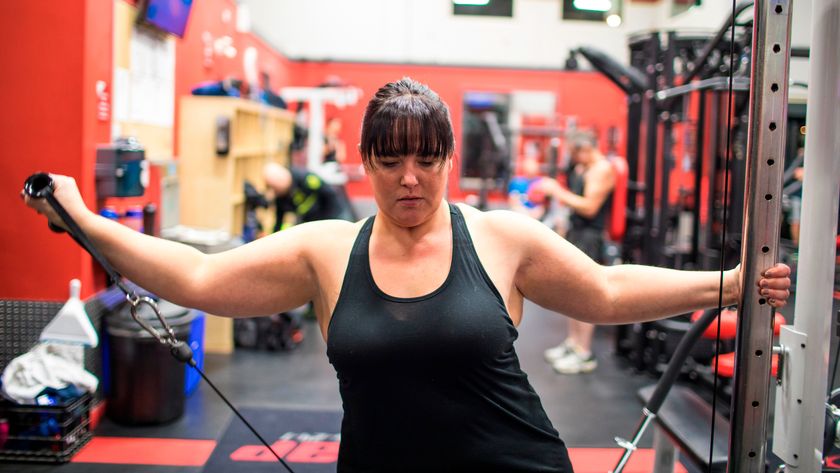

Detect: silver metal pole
784,0,840,469
610,409,656,473
728,0,793,470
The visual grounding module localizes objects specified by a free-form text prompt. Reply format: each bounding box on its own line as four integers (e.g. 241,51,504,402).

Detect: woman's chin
386,207,431,227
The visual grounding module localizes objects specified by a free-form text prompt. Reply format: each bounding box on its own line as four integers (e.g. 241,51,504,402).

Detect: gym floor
1,300,738,473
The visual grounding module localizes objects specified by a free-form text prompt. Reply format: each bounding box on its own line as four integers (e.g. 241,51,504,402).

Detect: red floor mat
568,447,688,472
72,437,217,466
72,437,685,471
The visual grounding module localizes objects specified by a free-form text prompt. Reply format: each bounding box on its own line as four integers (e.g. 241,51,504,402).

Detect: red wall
174,0,240,157
174,0,295,157
239,33,296,93
0,0,113,301
174,0,296,93
290,62,627,199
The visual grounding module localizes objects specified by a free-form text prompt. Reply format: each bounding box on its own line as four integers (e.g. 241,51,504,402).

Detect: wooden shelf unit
178,96,293,236
177,96,292,354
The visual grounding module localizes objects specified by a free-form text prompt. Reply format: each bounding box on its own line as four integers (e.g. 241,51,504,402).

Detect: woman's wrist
72,206,101,233
723,267,742,306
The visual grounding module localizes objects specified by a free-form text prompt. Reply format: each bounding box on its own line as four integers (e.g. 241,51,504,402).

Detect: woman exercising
23,78,790,473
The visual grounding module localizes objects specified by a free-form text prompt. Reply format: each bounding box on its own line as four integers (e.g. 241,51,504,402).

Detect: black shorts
566,227,604,264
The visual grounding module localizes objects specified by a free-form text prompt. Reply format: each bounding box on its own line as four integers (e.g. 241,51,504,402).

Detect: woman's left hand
755,263,792,308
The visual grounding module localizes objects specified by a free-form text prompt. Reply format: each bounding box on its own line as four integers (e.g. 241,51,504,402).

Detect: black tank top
568,166,611,231
327,204,573,473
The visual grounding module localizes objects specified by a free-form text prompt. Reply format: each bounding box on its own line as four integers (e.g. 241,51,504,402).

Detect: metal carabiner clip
127,294,177,345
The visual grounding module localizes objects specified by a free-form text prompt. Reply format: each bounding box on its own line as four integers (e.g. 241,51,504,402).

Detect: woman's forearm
600,264,740,324
76,211,209,308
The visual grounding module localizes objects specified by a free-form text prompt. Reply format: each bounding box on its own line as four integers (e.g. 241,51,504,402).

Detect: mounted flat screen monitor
141,0,193,38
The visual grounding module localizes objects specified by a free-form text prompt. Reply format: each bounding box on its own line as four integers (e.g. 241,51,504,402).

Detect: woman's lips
398,196,422,206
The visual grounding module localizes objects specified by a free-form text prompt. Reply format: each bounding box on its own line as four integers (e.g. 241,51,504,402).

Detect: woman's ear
447,152,457,173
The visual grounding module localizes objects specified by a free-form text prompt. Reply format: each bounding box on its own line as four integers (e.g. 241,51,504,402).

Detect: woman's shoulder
295,218,368,241
284,218,368,265
454,202,542,236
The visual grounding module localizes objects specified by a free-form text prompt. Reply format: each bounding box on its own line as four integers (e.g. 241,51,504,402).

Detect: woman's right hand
20,174,94,232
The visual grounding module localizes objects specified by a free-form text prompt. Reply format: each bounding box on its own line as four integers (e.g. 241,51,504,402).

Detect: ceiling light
453,0,491,5
573,0,612,12
606,14,622,27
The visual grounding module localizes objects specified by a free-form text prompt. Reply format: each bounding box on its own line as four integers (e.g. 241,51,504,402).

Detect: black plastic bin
105,300,194,425
0,393,92,463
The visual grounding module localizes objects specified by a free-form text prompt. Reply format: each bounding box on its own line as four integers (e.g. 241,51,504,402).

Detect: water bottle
100,207,120,221
123,206,144,232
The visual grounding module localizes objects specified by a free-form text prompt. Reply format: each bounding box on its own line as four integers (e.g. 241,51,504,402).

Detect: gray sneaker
543,340,574,363
552,350,598,374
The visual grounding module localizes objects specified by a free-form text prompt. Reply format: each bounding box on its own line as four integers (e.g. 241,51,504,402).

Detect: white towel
1,343,98,404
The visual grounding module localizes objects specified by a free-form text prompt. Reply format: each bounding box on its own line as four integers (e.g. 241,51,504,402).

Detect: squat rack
772,0,840,470
609,0,840,470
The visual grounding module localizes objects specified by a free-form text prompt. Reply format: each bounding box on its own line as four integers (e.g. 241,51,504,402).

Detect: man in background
246,163,347,350
540,136,616,374
263,162,346,231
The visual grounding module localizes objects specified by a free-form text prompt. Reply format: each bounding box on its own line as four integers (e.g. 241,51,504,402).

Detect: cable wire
708,0,739,469
194,365,296,472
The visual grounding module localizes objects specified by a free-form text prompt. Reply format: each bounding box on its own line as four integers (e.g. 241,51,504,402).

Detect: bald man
264,163,344,231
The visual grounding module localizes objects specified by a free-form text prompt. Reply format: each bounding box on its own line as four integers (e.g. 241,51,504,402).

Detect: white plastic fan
39,279,98,347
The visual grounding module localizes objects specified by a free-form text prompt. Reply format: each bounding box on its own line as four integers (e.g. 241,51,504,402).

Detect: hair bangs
360,79,454,168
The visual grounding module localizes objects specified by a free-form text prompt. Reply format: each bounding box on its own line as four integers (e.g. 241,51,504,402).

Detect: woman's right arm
24,175,319,317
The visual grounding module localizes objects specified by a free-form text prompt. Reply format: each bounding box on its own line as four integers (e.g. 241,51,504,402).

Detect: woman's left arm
500,211,791,324
597,263,789,324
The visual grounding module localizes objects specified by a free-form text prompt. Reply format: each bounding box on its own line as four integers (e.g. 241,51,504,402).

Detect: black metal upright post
625,95,643,223
654,32,678,267
690,90,707,267
703,91,722,270
641,35,663,266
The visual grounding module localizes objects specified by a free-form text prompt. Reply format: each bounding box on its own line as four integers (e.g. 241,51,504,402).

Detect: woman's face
367,155,452,227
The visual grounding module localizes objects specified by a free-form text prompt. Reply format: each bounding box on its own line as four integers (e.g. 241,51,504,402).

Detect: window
672,0,702,17
460,92,511,190
453,0,514,18
562,0,620,22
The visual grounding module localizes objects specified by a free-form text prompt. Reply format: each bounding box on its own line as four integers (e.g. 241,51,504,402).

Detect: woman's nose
401,171,419,187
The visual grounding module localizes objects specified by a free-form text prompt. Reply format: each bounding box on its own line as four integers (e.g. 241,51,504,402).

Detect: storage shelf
229,147,269,159
178,96,292,236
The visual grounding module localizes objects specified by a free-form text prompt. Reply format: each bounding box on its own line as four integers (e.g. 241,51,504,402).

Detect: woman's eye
418,160,435,167
381,161,399,168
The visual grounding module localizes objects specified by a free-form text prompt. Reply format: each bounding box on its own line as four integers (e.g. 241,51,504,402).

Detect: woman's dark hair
359,77,455,168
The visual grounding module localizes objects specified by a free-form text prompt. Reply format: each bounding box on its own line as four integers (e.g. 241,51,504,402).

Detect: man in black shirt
539,137,615,374
261,163,347,350
264,163,345,232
